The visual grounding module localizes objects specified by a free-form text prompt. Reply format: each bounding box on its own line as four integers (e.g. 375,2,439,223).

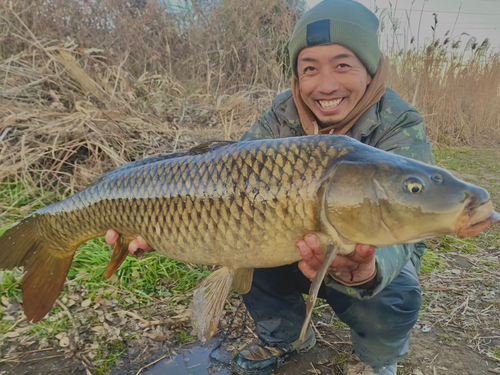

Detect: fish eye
431,173,443,184
404,177,425,194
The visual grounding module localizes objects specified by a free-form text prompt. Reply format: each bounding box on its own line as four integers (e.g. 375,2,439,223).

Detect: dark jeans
242,260,422,368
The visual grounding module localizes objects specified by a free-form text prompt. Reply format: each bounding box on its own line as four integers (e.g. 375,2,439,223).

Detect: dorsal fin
91,140,236,186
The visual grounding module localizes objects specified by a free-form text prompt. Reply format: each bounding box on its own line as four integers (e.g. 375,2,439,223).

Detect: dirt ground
2,249,500,375
1,315,497,375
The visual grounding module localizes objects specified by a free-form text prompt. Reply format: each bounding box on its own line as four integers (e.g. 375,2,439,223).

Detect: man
106,1,434,374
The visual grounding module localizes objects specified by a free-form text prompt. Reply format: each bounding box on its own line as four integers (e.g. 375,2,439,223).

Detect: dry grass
388,39,500,147
0,0,499,221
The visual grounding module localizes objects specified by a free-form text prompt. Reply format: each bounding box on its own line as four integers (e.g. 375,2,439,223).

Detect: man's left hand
296,234,377,285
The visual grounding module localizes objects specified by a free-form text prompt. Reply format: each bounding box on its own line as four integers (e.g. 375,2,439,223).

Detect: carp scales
0,135,499,343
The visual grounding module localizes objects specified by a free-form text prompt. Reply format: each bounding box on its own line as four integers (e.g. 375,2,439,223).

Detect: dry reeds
388,38,500,147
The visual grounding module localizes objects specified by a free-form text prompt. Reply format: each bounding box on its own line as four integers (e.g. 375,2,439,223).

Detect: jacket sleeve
324,110,434,299
240,108,278,141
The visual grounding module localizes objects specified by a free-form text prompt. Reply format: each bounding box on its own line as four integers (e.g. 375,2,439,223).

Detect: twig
7,316,26,332
445,296,470,325
0,127,11,143
80,358,93,375
115,310,162,326
310,361,320,375
488,369,500,375
0,348,55,363
135,350,171,375
23,354,65,363
56,299,75,323
245,324,259,339
311,321,336,350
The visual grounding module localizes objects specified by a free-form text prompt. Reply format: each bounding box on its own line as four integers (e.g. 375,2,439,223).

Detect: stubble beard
316,117,343,129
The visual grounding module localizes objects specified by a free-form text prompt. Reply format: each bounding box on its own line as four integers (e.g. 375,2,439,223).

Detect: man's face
297,44,373,127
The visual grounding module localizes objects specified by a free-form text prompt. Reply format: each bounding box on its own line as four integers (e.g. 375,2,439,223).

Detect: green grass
69,238,211,298
94,341,126,375
332,351,349,367
0,180,60,225
173,330,194,345
420,249,447,274
28,314,72,339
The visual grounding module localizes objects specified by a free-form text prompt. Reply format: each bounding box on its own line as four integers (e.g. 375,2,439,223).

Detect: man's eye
338,63,350,69
304,66,316,73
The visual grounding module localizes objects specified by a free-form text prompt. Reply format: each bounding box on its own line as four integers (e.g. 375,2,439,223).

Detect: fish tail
0,214,77,323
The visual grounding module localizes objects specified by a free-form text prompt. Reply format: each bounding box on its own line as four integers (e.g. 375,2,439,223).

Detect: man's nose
316,71,340,94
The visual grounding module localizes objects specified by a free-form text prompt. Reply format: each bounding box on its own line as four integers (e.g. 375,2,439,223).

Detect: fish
0,135,498,343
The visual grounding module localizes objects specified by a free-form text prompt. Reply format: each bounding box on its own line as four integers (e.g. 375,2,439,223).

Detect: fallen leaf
91,326,107,335
81,299,92,308
1,296,10,307
147,328,168,342
60,336,70,347
5,332,20,338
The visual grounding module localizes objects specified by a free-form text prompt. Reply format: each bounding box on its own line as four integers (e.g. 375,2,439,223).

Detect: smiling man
228,0,434,374
105,0,434,374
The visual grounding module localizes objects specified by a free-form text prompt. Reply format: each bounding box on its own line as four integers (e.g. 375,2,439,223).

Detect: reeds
388,38,500,147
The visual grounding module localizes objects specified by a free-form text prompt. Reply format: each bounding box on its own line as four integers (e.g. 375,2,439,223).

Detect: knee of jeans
343,286,422,337
373,286,422,334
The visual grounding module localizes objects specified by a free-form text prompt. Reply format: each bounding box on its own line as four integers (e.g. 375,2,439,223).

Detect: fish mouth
455,200,500,238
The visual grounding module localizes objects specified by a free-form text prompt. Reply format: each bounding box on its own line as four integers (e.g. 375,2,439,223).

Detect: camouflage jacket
241,88,435,299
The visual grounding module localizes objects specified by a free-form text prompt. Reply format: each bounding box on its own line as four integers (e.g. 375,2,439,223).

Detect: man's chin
316,117,345,128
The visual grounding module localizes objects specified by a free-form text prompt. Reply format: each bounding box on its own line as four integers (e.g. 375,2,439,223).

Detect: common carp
0,135,498,343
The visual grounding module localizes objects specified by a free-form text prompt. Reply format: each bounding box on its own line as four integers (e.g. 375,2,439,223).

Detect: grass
420,249,446,274
173,330,194,345
94,341,126,375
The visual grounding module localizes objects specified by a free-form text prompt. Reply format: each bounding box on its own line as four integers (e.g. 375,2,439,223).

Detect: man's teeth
319,98,343,109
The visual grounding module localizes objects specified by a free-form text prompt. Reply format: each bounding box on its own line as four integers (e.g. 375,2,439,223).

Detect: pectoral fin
297,243,339,344
190,266,235,342
232,268,254,294
103,236,132,279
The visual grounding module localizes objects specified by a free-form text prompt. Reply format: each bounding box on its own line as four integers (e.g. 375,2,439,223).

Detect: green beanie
289,0,381,77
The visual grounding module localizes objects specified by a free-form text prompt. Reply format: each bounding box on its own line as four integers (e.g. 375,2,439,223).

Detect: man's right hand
105,229,155,258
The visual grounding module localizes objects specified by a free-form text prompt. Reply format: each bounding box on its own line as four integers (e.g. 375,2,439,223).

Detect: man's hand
296,234,376,286
105,229,155,258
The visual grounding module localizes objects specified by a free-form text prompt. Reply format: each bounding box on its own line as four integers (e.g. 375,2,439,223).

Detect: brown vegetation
0,0,499,222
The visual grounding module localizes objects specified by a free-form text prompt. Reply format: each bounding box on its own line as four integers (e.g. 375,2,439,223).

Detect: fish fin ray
103,236,132,279
189,266,235,342
232,268,254,294
187,141,236,154
23,245,75,322
298,243,339,343
0,215,77,323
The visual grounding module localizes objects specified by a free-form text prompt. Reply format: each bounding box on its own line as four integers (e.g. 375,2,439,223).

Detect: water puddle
147,336,232,375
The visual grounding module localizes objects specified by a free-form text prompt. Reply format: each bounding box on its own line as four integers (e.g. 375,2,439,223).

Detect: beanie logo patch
306,19,331,47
